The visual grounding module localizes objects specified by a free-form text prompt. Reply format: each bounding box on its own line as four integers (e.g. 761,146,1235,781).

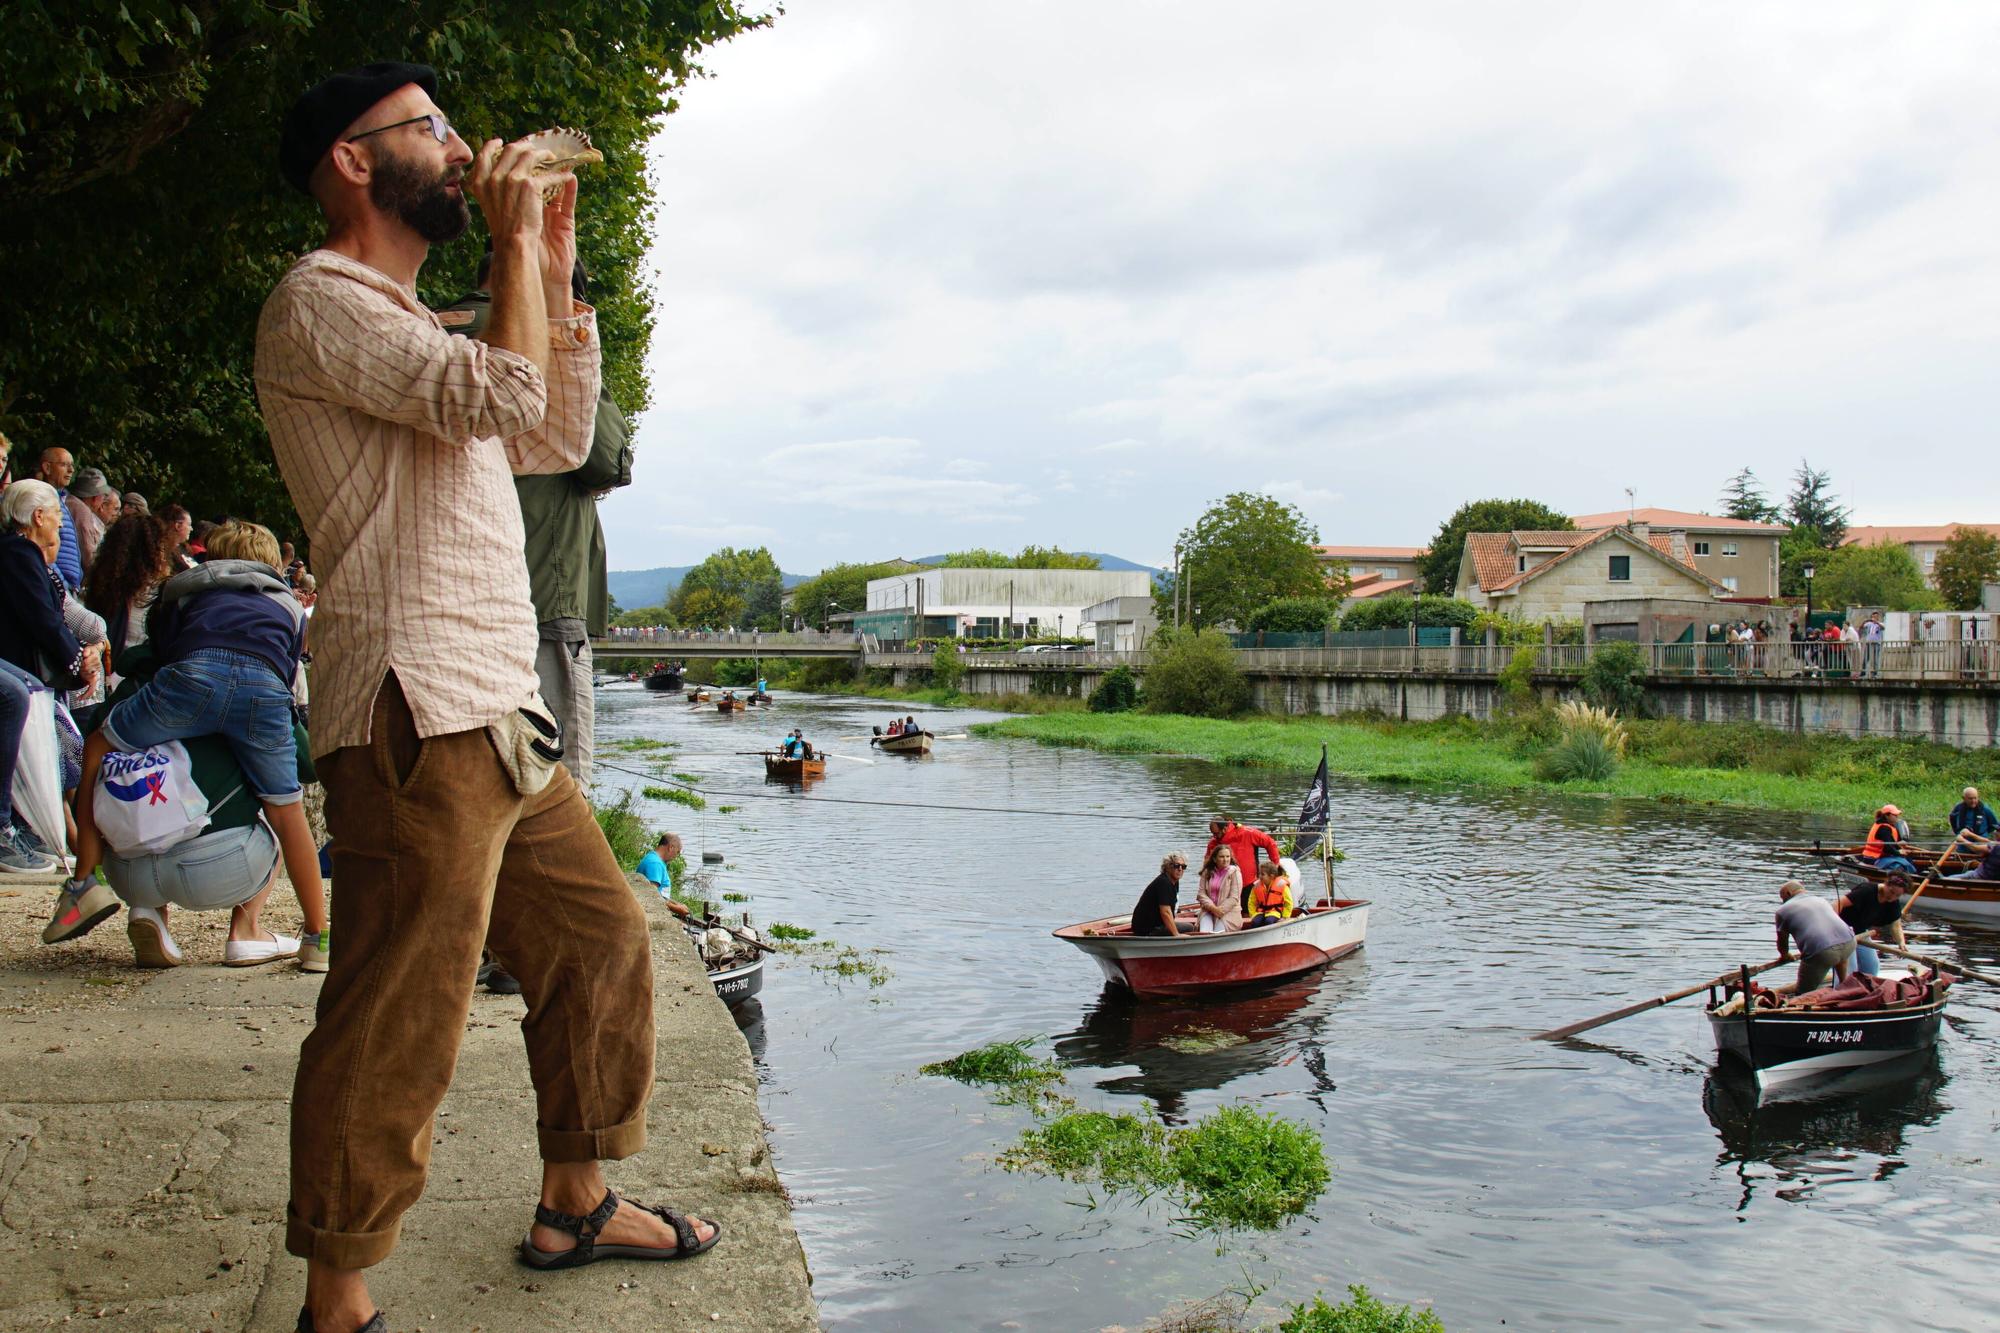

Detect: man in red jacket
1205,817,1283,915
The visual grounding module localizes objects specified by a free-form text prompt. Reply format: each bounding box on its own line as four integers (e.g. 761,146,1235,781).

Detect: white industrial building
856,568,1153,642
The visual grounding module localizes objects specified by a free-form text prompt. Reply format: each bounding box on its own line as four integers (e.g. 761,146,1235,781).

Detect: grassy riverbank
971,711,1977,826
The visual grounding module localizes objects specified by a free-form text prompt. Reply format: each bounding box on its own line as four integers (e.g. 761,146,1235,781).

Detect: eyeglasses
345,113,453,145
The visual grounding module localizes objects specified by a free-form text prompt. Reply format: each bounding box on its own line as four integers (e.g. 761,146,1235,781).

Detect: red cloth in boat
1785,971,1951,1011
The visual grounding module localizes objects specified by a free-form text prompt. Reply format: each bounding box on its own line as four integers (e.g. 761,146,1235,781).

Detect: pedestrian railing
861,640,2000,683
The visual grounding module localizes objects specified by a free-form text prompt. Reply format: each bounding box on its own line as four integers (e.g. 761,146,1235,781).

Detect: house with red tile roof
1842,524,2000,588
1456,525,1727,620
1314,544,1427,603
1569,507,1786,598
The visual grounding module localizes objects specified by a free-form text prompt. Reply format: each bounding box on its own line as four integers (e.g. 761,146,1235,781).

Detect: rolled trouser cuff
538,1113,647,1163
284,1207,403,1269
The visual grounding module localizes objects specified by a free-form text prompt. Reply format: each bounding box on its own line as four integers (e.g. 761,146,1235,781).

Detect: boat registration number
1805,1029,1864,1045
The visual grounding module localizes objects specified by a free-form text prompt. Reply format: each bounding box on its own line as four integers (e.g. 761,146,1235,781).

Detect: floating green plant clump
609,737,673,752
768,923,815,941
641,785,706,810
718,805,740,814
921,1038,1064,1090
1160,1026,1249,1054
807,942,891,987
1001,1103,1328,1232
672,771,703,784
722,892,749,903
1168,1104,1330,1230
1278,1285,1445,1333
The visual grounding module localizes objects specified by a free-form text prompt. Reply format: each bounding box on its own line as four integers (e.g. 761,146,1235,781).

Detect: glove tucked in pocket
487,693,565,797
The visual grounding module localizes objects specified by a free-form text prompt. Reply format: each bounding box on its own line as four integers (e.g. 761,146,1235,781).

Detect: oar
1531,958,1789,1042
934,733,969,741
823,751,874,765
1864,939,2000,987
1898,830,1970,917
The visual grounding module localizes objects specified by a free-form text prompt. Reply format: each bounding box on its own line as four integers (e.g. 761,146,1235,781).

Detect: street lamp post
1802,562,1816,625
825,600,840,635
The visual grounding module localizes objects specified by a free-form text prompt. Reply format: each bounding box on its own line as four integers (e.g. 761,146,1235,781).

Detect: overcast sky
595,2,2000,574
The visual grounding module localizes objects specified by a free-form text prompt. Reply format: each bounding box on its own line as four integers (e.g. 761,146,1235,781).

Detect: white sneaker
224,932,300,967
127,905,185,968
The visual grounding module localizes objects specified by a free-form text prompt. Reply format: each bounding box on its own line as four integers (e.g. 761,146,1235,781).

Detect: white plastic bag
14,685,70,873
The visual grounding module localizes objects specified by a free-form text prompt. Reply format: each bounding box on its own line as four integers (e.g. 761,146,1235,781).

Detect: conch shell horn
522,128,603,201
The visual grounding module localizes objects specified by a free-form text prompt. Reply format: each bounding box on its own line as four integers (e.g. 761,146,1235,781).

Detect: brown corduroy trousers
286,674,654,1269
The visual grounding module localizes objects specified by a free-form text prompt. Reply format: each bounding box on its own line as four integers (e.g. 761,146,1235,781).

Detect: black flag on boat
1293,745,1330,859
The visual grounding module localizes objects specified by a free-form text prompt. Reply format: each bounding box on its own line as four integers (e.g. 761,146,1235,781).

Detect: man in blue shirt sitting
636,833,681,896
1949,787,1999,840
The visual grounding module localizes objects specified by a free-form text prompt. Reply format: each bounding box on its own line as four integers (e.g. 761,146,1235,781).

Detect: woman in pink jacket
1195,844,1244,934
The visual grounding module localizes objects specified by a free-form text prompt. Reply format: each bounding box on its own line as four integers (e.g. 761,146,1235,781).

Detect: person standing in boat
1194,845,1243,934
1861,804,1917,875
1775,881,1856,993
1834,871,1907,976
1246,861,1295,928
1205,816,1284,915
1129,853,1188,936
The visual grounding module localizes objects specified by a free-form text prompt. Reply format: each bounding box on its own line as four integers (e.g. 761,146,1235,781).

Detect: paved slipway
0,871,816,1332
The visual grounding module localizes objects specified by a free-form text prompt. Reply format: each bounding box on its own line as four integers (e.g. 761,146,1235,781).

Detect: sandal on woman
518,1187,722,1269
294,1308,387,1332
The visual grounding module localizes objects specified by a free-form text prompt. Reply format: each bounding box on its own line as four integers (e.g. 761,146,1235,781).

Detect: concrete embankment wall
931,664,2000,747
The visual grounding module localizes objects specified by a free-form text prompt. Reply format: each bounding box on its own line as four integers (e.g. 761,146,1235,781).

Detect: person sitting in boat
1129,853,1189,937
1861,804,1918,875
885,719,902,738
1205,816,1284,915
780,730,804,758
1245,861,1295,928
1949,786,1999,843
1195,844,1243,934
903,715,921,736
1945,838,2000,882
1834,870,1907,976
1775,881,1856,993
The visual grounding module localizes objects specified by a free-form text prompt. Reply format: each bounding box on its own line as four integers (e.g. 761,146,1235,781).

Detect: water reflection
1053,976,1339,1122
1704,1050,1948,1207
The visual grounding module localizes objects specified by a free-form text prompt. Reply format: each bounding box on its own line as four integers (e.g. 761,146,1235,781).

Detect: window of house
1925,550,1937,569
1721,576,1739,592
1721,542,1738,557
1517,556,1527,573
1609,555,1631,582
1693,540,1711,557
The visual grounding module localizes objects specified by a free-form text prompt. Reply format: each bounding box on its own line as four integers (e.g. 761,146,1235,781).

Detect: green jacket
436,290,634,635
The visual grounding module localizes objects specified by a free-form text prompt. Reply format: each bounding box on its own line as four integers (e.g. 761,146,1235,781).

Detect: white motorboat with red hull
1053,899,1369,997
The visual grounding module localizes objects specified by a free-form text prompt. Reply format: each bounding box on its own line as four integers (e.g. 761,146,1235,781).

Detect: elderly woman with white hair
0,480,109,889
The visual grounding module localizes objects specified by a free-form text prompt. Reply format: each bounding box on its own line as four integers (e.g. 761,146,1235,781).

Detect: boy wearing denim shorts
49,521,331,971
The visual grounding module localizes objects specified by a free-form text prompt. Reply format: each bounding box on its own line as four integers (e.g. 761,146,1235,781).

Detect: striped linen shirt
254,248,600,758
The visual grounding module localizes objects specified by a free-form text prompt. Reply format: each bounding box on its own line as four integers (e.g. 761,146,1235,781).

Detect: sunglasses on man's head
345,112,453,145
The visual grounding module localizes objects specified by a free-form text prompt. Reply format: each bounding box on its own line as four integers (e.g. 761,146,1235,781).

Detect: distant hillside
905,551,1164,576
607,565,809,610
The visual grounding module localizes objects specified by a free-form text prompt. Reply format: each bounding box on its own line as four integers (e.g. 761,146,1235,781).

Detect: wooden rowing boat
1053,899,1368,997
873,730,932,756
685,689,711,703
763,752,825,782
717,698,746,713
1832,856,2000,921
1706,966,1951,1091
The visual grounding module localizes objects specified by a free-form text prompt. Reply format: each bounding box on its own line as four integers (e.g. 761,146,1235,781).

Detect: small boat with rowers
1706,964,1953,1091
872,725,931,756
1826,857,2000,923
643,662,685,692
1054,747,1366,997
763,751,825,782
685,688,712,704
716,695,747,713
747,691,773,706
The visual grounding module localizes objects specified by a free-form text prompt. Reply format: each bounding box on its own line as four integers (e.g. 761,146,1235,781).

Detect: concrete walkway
0,871,816,1331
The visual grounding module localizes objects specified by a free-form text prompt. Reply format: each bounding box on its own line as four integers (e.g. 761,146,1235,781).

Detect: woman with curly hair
83,513,177,682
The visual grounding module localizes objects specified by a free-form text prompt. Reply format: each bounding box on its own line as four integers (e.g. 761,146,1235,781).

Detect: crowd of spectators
0,429,324,969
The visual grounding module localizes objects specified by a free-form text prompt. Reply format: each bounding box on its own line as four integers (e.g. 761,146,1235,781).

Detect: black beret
279,61,439,193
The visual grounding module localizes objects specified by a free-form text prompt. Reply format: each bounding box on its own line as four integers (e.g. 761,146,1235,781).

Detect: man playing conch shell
255,62,716,1333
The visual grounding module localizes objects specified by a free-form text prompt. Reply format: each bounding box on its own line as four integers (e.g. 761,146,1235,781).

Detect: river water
593,685,2000,1331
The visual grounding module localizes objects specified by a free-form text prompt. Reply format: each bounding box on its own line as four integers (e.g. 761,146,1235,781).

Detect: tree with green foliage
1580,641,1648,715
787,561,909,629
1813,541,1937,612
1088,665,1140,712
1783,460,1849,546
929,640,964,691
669,546,783,629
938,546,1101,570
1246,596,1341,634
1339,595,1479,632
1142,629,1248,717
1420,499,1571,594
1156,492,1325,631
1931,528,2000,611
0,2,769,530
610,603,675,628
1719,468,1781,523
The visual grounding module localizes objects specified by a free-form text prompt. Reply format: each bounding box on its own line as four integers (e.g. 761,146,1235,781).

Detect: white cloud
600,1,2000,572
1262,481,1346,511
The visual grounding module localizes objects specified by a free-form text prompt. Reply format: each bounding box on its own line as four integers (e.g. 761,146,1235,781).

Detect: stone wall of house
1505,549,1716,622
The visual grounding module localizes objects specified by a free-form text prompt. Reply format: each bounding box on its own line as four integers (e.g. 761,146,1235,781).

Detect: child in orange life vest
1247,860,1294,928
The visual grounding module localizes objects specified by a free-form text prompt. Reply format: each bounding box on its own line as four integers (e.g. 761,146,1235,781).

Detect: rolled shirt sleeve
504,304,602,476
